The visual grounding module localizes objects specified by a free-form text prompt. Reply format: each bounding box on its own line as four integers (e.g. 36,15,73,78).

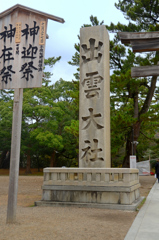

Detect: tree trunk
122,121,141,168
36,155,40,172
25,149,32,174
0,150,10,169
50,151,56,167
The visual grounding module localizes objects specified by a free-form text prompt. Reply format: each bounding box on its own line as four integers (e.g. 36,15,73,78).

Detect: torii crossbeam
118,32,159,78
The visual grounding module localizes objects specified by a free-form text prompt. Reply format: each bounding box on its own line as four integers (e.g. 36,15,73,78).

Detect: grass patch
28,204,36,207
136,197,146,211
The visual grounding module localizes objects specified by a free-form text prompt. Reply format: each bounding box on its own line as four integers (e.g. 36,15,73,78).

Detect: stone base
35,197,144,211
35,168,141,211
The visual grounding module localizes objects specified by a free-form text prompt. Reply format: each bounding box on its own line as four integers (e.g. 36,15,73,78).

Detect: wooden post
7,88,23,223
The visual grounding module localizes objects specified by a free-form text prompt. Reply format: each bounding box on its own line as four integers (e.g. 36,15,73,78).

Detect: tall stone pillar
79,25,110,168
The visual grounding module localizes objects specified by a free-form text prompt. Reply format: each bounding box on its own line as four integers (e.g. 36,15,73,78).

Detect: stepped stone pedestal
35,168,143,211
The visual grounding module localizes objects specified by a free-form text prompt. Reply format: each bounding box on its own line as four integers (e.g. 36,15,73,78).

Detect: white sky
0,0,127,84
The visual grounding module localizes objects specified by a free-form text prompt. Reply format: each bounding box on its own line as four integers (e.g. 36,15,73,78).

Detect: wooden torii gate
118,32,159,77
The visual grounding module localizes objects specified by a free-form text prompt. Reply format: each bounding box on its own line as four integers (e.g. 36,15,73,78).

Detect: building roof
0,4,65,23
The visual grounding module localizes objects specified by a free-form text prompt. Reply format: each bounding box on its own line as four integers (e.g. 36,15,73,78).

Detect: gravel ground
0,175,156,240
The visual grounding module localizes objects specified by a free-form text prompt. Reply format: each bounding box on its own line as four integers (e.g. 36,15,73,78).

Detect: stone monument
35,26,143,211
79,25,110,168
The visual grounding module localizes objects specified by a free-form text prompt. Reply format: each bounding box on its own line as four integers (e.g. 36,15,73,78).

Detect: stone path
125,179,159,240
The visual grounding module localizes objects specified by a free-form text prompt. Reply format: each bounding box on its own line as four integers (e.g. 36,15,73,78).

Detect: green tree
69,8,159,167
106,0,159,167
22,77,78,172
0,56,78,171
0,98,13,168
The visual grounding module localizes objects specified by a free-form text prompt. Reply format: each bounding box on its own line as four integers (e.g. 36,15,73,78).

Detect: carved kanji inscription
82,71,103,98
82,108,104,130
81,139,104,163
81,38,103,63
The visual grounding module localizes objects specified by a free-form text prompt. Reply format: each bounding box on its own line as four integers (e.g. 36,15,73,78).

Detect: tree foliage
1,2,159,170
69,2,159,167
106,0,159,167
0,56,78,171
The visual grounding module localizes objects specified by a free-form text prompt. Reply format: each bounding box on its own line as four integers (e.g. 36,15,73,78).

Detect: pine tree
107,0,159,167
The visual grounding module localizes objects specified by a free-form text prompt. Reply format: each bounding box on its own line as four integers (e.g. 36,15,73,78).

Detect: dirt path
0,175,156,240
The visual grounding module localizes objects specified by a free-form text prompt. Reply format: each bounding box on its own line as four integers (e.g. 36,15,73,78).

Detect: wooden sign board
1,4,65,223
0,9,47,89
